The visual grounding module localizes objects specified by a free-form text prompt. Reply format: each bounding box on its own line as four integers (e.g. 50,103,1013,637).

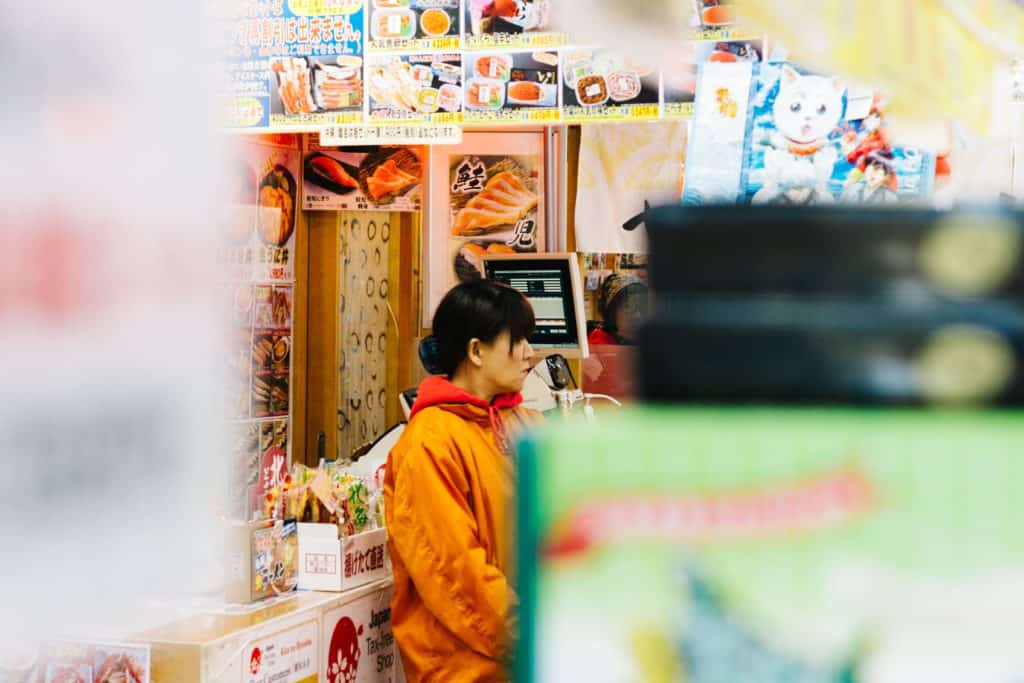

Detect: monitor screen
483,255,587,356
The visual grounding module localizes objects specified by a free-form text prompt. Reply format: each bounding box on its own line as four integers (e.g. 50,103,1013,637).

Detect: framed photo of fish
302,138,424,212
426,130,547,322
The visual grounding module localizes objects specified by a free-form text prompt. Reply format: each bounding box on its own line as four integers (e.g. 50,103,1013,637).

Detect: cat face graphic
772,66,845,146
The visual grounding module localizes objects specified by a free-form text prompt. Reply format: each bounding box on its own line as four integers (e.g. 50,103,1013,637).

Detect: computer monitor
482,253,590,359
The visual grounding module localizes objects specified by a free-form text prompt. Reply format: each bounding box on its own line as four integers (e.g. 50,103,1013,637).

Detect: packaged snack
272,519,299,594
475,54,513,81
417,87,440,113
608,71,642,102
576,75,609,106
438,84,462,112
467,78,506,110
372,9,417,40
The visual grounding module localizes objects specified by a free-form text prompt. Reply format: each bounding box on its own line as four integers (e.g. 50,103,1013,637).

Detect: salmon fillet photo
452,171,538,235
367,160,418,201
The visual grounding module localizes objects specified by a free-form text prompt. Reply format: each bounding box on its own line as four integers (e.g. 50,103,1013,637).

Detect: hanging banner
223,0,365,129
462,0,566,50
462,51,561,124
321,586,400,683
302,139,424,212
367,0,461,52
367,53,464,124
681,62,754,205
561,49,661,123
574,120,688,254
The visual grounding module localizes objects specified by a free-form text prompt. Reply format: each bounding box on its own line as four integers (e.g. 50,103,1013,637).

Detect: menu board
367,0,461,52
367,53,464,124
462,0,566,50
561,49,660,123
228,281,293,520
223,0,365,129
463,50,561,124
223,138,296,522
302,138,424,212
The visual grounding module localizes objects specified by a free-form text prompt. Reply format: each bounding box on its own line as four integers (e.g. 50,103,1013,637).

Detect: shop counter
140,580,402,683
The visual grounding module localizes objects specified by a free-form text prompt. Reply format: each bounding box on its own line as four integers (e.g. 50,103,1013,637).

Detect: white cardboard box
297,524,390,592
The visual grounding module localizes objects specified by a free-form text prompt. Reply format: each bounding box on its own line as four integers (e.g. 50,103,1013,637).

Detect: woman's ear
466,338,484,368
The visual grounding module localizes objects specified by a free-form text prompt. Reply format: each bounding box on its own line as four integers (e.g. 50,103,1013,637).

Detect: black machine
639,205,1024,406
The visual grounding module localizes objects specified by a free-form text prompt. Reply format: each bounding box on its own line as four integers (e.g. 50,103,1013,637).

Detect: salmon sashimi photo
452,171,538,235
304,153,359,195
367,159,418,200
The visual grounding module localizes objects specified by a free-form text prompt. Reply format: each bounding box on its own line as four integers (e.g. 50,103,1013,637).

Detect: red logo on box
305,553,338,575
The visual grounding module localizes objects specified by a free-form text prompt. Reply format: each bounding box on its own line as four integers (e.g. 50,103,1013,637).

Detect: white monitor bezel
481,252,590,360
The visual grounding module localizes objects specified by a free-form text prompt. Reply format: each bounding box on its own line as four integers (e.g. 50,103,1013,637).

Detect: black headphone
418,335,444,375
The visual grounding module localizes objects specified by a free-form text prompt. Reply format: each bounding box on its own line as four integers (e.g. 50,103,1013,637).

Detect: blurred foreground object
0,0,224,665
739,0,1024,140
516,205,1024,683
641,206,1024,405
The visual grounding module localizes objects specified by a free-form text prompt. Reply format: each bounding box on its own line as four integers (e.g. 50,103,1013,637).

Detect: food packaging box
224,520,300,605
298,524,389,592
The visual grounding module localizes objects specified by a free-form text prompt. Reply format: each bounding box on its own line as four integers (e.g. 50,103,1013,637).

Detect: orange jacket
385,376,536,682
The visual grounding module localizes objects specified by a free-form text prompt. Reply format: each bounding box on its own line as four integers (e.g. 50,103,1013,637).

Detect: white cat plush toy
753,66,846,205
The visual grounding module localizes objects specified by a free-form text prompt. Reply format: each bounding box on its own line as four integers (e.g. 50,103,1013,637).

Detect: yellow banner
740,0,1024,134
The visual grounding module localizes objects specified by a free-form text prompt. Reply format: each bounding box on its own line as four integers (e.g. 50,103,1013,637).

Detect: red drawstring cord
489,404,513,456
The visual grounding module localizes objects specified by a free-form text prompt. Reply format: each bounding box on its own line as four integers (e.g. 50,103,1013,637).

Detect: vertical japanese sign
680,61,753,205
224,0,365,130
224,138,297,521
661,37,765,119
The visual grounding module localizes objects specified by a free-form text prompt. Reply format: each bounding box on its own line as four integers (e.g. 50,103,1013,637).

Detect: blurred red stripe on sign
544,465,875,558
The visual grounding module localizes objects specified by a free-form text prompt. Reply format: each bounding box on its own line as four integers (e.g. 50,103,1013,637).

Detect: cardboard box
298,524,389,592
224,520,276,604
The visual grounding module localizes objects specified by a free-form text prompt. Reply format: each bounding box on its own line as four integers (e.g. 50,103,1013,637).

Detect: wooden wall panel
304,211,340,465
291,210,310,467
337,211,392,460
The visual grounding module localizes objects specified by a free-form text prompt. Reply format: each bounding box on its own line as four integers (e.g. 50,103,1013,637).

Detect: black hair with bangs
432,280,536,377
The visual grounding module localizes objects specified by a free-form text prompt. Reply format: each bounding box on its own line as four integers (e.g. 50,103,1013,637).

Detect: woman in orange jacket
385,280,540,682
